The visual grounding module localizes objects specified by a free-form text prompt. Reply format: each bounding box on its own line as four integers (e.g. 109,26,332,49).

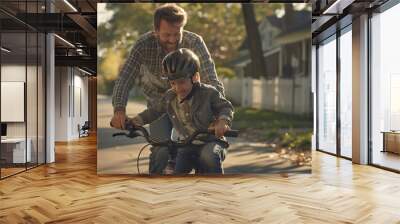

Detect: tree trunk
241,4,267,78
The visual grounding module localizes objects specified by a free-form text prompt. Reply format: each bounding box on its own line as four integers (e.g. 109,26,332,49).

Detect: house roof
270,11,310,38
230,10,310,67
238,10,310,51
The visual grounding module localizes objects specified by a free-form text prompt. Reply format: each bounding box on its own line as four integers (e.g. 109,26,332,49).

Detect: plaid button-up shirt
112,30,224,111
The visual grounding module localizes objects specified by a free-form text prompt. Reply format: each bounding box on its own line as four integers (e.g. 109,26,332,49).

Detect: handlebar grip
225,130,239,137
112,132,126,137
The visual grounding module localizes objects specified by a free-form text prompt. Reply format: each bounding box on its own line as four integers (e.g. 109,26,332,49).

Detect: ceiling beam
66,13,97,47
12,13,82,32
55,55,96,72
322,0,356,15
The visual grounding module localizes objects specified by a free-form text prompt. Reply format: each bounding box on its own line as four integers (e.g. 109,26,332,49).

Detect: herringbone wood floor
1,134,400,223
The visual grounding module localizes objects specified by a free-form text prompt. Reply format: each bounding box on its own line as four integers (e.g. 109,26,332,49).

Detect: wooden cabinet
382,132,400,154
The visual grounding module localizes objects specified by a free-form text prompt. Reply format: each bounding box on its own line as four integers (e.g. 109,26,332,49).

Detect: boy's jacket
138,82,234,137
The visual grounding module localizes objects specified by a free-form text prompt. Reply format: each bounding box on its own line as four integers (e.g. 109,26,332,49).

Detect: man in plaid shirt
110,4,225,174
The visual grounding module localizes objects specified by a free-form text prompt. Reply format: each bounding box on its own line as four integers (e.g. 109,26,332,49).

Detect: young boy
129,48,234,174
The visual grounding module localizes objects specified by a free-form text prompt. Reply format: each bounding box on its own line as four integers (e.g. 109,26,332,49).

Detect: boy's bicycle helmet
161,48,200,80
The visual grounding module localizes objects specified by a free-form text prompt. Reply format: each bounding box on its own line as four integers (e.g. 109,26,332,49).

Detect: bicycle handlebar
112,123,239,148
112,132,127,137
111,121,239,175
224,130,239,138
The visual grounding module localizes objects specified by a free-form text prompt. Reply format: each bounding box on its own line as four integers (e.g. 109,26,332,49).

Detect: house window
265,51,279,78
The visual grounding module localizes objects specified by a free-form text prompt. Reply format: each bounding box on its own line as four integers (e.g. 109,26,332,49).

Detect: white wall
55,67,89,141
1,65,26,81
71,72,89,138
55,67,68,141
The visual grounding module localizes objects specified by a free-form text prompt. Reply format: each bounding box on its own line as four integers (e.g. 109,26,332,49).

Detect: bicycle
112,122,239,175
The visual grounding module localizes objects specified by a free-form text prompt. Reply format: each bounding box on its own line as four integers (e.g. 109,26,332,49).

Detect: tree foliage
99,3,253,65
97,3,303,93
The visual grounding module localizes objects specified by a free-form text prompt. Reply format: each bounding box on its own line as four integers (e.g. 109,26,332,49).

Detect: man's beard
160,42,177,53
157,36,181,53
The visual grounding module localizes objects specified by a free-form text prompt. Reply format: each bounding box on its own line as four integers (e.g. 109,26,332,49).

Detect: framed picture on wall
1,81,25,122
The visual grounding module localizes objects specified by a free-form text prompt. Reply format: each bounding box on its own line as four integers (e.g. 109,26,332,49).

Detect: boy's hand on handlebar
127,116,144,128
213,118,230,138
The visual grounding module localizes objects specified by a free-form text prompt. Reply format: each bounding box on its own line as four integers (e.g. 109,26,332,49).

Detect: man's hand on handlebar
110,108,144,130
110,110,127,130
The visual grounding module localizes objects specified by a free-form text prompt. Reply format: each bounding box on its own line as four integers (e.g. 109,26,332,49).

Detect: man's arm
193,36,225,96
112,43,143,111
110,43,143,129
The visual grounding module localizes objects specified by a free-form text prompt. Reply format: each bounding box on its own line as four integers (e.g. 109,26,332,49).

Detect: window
370,3,400,171
317,35,337,154
0,1,46,179
339,27,352,158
